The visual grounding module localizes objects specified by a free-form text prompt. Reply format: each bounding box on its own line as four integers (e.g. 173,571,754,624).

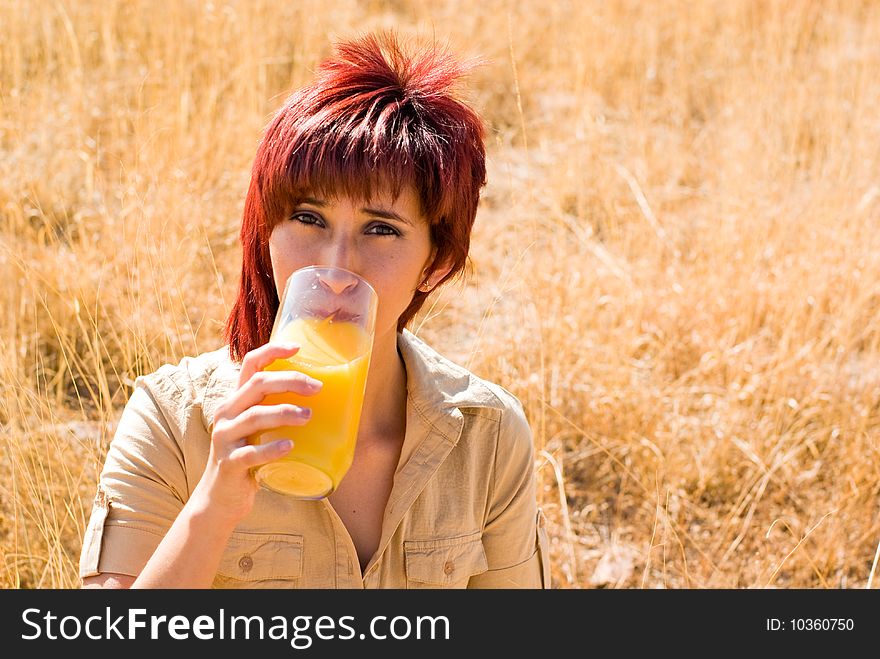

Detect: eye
366,223,400,237
291,211,324,227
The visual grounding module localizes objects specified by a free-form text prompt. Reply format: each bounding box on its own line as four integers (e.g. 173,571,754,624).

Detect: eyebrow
299,197,415,227
363,206,414,227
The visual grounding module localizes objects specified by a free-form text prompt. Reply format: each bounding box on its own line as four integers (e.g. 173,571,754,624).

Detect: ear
418,254,454,293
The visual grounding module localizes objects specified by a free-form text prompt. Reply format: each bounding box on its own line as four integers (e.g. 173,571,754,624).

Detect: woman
80,31,549,589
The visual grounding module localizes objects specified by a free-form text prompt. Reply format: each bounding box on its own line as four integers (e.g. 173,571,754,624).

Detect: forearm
133,499,238,588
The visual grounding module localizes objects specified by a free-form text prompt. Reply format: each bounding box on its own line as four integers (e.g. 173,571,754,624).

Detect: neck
359,330,407,441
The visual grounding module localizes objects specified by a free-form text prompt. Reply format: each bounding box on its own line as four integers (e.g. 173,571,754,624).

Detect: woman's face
268,184,449,344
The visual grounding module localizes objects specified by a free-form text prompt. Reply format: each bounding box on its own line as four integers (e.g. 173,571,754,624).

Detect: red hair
224,31,487,361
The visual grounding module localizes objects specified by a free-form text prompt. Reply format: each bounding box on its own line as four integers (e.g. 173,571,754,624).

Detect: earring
418,281,432,292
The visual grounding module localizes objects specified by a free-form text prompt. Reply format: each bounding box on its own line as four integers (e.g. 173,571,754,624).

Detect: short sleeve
79,368,193,579
468,396,549,588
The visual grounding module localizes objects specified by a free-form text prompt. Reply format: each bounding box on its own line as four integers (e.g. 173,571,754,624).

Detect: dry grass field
2,0,879,589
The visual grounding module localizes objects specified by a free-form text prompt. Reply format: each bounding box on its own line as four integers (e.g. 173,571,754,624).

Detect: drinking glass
250,265,377,498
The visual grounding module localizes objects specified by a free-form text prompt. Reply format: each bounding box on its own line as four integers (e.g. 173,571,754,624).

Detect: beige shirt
80,329,549,588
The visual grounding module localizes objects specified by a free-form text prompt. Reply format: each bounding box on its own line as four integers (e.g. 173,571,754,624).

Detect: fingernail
308,378,323,391
301,407,312,419
277,439,293,451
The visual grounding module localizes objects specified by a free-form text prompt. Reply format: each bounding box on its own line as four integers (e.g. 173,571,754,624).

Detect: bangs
261,118,426,228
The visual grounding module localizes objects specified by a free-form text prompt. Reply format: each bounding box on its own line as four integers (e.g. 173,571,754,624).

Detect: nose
317,268,359,296
319,233,360,279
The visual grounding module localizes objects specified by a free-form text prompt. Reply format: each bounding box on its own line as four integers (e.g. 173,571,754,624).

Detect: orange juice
251,316,372,498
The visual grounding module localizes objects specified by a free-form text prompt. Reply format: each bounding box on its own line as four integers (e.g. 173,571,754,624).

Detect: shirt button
443,560,455,575
238,554,254,573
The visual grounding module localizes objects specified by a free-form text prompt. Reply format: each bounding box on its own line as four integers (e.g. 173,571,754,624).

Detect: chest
214,411,500,587
328,434,403,572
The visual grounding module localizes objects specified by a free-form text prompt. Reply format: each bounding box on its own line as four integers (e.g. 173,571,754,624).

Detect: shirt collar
396,329,502,439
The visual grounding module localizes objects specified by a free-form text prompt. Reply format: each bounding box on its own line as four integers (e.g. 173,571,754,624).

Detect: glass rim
287,265,378,300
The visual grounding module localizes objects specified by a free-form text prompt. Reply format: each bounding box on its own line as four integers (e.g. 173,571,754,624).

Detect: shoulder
465,371,532,441
138,345,230,394
132,346,233,423
479,378,534,468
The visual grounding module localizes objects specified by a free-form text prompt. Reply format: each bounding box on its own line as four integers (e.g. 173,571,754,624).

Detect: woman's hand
190,342,323,526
